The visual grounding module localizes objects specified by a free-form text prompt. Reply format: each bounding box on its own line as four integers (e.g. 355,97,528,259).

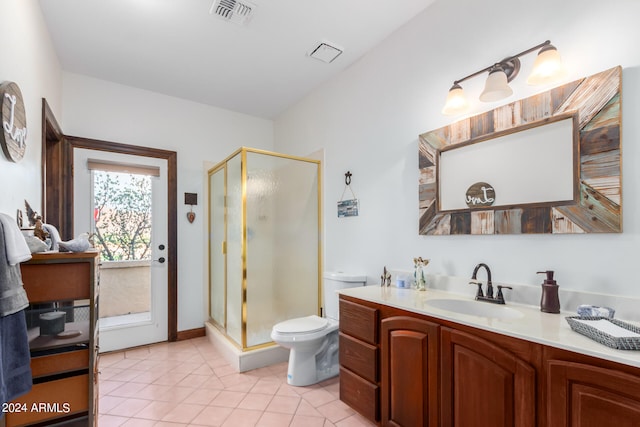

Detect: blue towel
0,309,32,406
577,304,615,318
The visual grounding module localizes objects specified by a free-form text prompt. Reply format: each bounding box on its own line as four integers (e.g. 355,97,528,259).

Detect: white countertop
338,285,640,369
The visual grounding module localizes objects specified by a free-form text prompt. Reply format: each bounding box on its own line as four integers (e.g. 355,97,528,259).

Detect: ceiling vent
308,42,343,64
210,0,255,26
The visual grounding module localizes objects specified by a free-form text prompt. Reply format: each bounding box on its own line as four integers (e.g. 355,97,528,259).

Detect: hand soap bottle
537,270,560,313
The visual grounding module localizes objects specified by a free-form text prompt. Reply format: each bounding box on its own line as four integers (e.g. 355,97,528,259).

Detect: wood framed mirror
418,66,621,235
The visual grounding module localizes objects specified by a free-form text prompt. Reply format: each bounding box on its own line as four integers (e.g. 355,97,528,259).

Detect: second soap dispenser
538,271,560,313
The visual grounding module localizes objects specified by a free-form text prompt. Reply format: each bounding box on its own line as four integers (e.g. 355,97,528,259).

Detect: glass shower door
245,151,320,347
208,153,243,347
209,167,225,328
208,147,321,350
225,154,243,345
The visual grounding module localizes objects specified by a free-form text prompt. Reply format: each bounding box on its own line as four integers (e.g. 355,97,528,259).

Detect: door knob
154,257,166,264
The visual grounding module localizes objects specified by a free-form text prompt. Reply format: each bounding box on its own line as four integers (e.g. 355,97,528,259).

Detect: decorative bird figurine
58,232,91,252
380,266,392,287
24,199,40,227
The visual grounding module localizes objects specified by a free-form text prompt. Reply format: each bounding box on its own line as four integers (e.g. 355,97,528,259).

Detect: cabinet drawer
340,367,379,422
339,333,378,382
21,263,91,302
6,374,89,426
31,349,89,378
339,299,378,344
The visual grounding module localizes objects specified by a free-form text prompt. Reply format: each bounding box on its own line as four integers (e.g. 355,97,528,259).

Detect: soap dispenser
537,271,560,313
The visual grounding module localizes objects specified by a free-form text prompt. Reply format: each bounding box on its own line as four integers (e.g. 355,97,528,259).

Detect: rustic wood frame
419,66,622,235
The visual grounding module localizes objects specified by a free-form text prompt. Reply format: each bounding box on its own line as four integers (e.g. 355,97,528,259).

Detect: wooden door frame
42,99,179,342
41,99,70,238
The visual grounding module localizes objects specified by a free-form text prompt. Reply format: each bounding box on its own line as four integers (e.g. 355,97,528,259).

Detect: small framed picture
337,199,359,217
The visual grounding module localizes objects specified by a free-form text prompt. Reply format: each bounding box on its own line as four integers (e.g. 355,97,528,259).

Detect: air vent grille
309,43,343,63
210,0,255,26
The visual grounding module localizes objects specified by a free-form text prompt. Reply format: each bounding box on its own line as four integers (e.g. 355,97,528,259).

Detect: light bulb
479,67,513,102
442,84,469,115
527,45,566,85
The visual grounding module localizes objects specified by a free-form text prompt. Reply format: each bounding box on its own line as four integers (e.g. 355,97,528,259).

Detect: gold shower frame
207,147,323,351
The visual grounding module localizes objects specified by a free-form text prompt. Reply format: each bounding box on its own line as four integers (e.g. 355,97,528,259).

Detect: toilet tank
323,271,366,320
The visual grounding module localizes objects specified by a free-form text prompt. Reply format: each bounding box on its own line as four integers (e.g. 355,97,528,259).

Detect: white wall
0,0,62,216
6,0,639,333
0,0,274,334
274,0,640,299
61,73,274,331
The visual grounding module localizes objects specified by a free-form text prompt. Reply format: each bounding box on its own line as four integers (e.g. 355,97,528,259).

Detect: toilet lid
273,315,328,334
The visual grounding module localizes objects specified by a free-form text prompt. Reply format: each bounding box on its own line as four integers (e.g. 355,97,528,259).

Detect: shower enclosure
208,147,321,350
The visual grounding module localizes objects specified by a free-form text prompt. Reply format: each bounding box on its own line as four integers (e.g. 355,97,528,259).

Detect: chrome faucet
469,263,511,304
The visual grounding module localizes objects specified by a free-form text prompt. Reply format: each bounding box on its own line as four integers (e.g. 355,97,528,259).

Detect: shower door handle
221,241,226,254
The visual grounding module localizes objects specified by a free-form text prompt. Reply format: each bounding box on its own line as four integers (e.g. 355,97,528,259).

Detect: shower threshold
205,321,289,372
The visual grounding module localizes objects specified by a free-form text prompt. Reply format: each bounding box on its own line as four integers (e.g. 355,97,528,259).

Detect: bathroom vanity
338,287,640,426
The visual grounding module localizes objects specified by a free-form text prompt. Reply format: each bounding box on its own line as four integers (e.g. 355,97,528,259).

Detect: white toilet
271,271,366,386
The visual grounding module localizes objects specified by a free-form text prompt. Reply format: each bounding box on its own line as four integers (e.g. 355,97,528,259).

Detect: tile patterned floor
98,337,376,426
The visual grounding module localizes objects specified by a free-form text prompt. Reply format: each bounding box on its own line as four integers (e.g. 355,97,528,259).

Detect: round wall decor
1,81,28,162
465,182,495,208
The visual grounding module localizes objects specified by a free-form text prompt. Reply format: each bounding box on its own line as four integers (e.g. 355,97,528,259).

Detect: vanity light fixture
441,40,565,115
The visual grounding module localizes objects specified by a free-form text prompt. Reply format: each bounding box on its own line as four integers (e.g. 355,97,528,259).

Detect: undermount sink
425,298,524,320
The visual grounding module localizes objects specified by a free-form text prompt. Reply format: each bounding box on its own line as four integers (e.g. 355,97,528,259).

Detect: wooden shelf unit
2,252,99,427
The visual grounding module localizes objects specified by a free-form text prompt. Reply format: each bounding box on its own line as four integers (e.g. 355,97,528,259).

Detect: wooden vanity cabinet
339,294,640,427
544,346,640,426
3,252,99,427
339,295,539,427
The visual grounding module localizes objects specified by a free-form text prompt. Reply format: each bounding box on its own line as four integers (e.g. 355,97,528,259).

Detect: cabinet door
441,328,536,427
381,316,439,427
547,360,640,426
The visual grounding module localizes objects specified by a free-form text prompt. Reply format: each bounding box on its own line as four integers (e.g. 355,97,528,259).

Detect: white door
74,148,168,352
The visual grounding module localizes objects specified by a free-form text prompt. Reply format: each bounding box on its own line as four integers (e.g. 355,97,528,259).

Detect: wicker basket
566,316,640,350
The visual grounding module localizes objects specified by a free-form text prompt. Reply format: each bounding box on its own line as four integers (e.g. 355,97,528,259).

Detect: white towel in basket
573,318,640,338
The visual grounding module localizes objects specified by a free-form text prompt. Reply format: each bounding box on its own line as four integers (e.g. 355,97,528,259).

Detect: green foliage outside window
93,171,152,261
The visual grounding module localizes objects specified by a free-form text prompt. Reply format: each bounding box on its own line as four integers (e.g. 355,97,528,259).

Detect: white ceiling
39,0,435,119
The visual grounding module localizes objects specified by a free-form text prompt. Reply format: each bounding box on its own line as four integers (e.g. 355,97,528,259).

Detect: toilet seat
273,315,328,334
271,315,338,343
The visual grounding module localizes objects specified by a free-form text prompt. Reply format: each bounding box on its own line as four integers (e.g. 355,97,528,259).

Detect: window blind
87,158,160,177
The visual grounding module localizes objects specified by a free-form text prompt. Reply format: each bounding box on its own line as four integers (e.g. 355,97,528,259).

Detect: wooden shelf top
26,251,99,262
